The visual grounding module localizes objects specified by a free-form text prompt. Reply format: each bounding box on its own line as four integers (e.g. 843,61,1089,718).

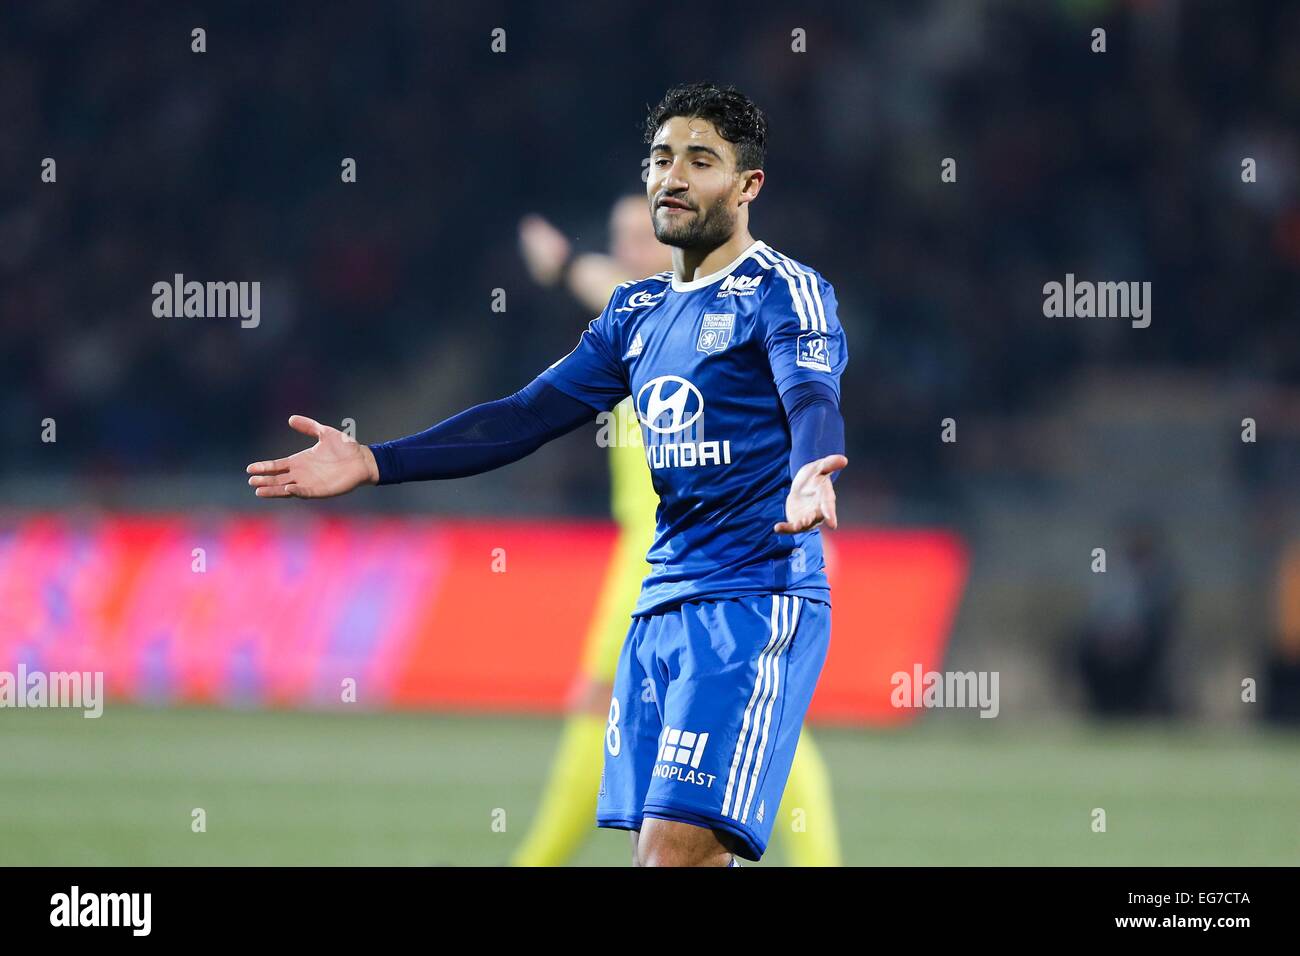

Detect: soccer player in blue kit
245,82,848,867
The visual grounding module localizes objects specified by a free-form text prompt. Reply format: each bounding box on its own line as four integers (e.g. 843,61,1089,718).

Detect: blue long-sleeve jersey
371,238,848,616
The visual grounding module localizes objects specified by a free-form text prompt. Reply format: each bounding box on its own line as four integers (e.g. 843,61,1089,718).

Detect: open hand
246,416,378,499
774,454,848,534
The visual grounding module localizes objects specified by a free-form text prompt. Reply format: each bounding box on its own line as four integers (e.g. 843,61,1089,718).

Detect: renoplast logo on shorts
653,725,716,788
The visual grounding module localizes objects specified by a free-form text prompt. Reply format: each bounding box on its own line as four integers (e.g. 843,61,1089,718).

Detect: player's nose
658,158,690,189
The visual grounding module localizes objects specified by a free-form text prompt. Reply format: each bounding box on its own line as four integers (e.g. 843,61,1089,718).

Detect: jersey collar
670,239,766,293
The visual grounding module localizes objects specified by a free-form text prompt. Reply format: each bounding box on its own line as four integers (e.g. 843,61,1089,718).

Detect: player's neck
672,230,756,285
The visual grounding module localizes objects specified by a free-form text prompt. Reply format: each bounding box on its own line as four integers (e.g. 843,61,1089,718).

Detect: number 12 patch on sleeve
796,331,832,372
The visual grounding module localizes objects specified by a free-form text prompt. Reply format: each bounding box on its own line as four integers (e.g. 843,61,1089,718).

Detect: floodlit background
1,0,1298,865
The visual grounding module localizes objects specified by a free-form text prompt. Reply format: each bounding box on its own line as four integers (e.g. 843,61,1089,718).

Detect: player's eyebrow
650,142,724,161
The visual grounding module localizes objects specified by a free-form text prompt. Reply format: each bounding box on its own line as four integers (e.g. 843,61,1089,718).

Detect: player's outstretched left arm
773,377,848,535
762,270,849,536
775,453,848,534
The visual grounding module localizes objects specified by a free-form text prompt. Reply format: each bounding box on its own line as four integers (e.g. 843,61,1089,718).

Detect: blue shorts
595,593,831,861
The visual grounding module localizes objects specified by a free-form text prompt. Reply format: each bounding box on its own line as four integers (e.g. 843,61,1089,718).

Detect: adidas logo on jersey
717,274,763,297
653,725,717,788
624,332,644,358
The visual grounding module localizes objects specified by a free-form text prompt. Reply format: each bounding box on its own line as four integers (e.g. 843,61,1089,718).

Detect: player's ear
738,168,764,205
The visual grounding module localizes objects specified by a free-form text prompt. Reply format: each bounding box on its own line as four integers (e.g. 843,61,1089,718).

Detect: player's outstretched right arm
248,286,630,499
246,415,379,499
245,377,603,498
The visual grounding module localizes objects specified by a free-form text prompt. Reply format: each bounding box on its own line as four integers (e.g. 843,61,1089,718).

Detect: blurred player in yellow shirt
511,196,841,866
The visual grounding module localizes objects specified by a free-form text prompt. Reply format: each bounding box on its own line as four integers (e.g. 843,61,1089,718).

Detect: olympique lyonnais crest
696,313,735,355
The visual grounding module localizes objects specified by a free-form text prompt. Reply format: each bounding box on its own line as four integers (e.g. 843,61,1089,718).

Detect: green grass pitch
1,706,1296,866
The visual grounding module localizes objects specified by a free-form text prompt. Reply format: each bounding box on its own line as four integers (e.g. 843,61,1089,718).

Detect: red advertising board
0,515,966,723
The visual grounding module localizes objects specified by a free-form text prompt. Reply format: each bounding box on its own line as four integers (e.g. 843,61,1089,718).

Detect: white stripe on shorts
722,595,798,821
721,595,783,818
741,596,801,823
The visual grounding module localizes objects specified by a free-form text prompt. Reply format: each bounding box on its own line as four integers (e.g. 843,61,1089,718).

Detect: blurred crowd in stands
3,1,1299,720
3,1,1297,504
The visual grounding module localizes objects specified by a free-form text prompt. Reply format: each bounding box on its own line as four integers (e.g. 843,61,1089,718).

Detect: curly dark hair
644,82,767,172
